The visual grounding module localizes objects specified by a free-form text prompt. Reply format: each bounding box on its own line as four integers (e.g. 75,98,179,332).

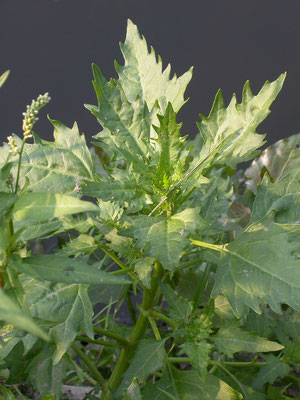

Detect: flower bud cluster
7,135,19,154
22,92,51,139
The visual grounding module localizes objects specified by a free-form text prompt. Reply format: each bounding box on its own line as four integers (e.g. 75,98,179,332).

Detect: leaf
87,64,152,169
0,214,8,267
0,120,95,194
191,74,286,169
253,355,290,389
251,168,300,224
213,216,300,316
27,343,70,397
116,19,192,113
0,289,49,341
158,281,192,320
179,341,212,380
9,254,131,285
21,277,94,364
142,364,242,400
245,132,300,193
117,338,166,396
212,322,283,358
0,384,16,399
152,103,186,189
134,257,155,288
121,208,206,270
0,193,17,213
12,192,98,221
0,70,10,88
123,378,143,400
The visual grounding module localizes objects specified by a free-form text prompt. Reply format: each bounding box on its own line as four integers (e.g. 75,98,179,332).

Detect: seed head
7,135,19,154
22,92,51,139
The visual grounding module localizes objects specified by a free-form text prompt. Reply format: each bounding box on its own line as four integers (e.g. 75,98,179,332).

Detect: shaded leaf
12,192,98,221
158,281,192,320
253,354,290,389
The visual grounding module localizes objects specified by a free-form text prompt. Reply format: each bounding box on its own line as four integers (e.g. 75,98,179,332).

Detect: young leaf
212,322,284,358
179,341,212,380
212,216,300,316
121,208,206,271
142,364,242,400
9,254,131,285
192,73,286,169
0,289,49,341
116,19,192,113
117,338,167,396
158,281,192,321
252,355,290,389
245,132,300,193
134,257,155,288
12,192,98,221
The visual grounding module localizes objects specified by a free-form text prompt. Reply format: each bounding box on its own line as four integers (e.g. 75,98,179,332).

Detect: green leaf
253,354,290,389
117,338,166,396
9,254,131,285
123,378,143,400
158,281,192,320
179,341,212,380
12,192,98,221
142,364,242,400
0,289,49,341
87,64,152,169
121,208,206,270
0,384,16,399
116,19,192,113
212,216,300,316
0,70,10,88
251,168,300,224
134,257,155,289
192,73,286,169
0,214,8,267
27,343,70,398
0,120,94,194
212,322,283,358
245,132,300,193
0,193,17,213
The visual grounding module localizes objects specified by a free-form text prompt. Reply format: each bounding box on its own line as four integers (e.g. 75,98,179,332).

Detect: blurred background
0,0,299,147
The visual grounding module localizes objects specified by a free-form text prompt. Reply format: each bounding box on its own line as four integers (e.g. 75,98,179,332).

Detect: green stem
126,291,137,325
168,357,266,368
151,310,179,329
71,343,105,388
101,262,163,399
190,239,228,253
93,327,129,347
175,257,203,272
192,263,211,311
14,140,26,194
148,315,161,340
76,335,116,347
97,243,137,282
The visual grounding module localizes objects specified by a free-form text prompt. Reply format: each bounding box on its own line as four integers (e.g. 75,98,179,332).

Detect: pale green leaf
12,192,98,221
117,338,166,396
27,343,70,397
142,364,242,400
0,289,49,341
9,254,131,285
245,132,300,193
0,193,17,213
212,216,300,316
134,257,155,288
253,355,290,389
191,73,286,169
116,19,192,113
121,208,206,270
0,120,95,194
212,323,283,358
123,378,143,400
0,70,10,88
158,281,192,320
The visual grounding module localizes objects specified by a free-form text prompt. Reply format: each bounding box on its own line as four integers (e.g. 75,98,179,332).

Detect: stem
190,239,228,253
151,310,179,329
71,343,105,388
126,291,137,325
175,257,203,272
101,262,163,399
76,335,116,347
93,327,129,347
168,357,266,368
97,243,138,282
14,140,26,194
192,263,211,311
148,315,161,340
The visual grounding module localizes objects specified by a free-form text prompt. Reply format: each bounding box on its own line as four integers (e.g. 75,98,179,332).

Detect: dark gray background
1,0,299,147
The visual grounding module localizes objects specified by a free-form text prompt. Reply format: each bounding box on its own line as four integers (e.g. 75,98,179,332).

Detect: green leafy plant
0,20,300,399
